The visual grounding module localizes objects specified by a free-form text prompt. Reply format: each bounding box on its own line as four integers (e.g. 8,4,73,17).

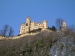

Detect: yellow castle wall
20,17,48,34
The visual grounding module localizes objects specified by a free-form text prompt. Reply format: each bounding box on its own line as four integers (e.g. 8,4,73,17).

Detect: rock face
49,35,75,56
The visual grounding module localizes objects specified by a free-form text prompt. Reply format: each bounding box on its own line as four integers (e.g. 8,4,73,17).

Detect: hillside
0,30,75,56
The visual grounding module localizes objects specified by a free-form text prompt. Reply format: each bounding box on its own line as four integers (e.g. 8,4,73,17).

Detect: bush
30,28,42,33
0,31,61,56
71,47,75,52
17,34,21,36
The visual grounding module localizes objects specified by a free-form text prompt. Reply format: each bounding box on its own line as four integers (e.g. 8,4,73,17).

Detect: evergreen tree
48,26,52,30
51,26,57,31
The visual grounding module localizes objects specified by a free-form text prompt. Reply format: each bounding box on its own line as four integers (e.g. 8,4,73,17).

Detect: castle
20,16,66,34
20,16,48,34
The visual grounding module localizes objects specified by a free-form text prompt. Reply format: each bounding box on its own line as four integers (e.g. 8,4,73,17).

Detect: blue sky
0,0,75,35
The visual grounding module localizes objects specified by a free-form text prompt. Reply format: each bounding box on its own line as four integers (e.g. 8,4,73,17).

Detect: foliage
48,26,57,31
71,47,75,52
0,31,61,56
3,24,9,37
56,18,63,30
8,27,14,37
0,24,14,37
30,28,42,33
48,26,52,30
51,26,57,31
0,25,75,56
17,34,21,36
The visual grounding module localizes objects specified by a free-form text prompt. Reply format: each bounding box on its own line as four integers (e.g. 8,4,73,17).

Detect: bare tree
0,30,4,36
8,27,14,37
56,18,63,30
3,24,9,36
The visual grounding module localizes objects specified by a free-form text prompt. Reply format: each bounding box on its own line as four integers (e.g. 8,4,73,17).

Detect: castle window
26,23,28,26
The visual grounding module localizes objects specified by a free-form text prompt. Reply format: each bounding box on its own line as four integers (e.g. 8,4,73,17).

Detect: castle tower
26,16,31,26
42,20,48,29
61,21,66,31
26,16,31,32
20,24,25,34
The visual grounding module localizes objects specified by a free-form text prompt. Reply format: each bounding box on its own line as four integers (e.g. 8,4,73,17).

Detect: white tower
61,21,66,31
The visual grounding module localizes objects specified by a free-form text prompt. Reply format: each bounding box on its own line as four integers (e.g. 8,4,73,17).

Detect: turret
61,21,66,31
26,16,31,26
26,16,31,32
20,24,25,34
42,20,48,29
